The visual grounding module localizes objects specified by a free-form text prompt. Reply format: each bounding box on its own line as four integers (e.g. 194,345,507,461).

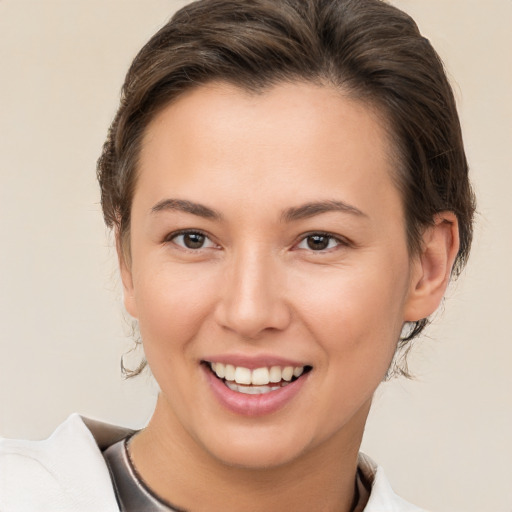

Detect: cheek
291,262,410,431
133,263,218,355
293,258,410,360
133,264,222,406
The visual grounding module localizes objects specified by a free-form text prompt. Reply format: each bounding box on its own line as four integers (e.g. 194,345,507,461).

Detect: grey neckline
103,437,187,512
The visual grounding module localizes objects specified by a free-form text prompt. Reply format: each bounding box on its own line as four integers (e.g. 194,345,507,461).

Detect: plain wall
0,1,510,511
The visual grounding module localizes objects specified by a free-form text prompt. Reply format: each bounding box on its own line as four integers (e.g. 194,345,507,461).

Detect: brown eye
306,235,331,250
170,231,216,250
296,233,343,252
183,233,205,249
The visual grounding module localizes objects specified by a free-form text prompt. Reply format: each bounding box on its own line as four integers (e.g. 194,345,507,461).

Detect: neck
130,395,369,512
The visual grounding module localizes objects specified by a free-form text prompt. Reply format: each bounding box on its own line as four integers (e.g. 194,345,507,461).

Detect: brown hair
97,0,475,377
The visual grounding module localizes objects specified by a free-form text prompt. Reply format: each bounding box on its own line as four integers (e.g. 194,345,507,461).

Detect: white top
0,414,426,512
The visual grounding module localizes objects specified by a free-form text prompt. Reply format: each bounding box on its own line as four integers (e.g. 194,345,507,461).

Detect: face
122,82,422,469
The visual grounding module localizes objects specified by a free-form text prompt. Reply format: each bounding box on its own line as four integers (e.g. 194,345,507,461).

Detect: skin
120,82,459,512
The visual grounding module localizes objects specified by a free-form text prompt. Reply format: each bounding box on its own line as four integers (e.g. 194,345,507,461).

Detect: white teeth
269,366,282,383
234,366,252,385
224,364,235,381
210,361,308,388
281,366,294,382
251,367,270,385
225,381,284,394
293,366,304,378
213,362,225,379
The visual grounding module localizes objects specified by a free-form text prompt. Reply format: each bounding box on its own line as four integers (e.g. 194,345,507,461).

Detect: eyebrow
281,200,366,222
151,198,223,220
150,198,366,222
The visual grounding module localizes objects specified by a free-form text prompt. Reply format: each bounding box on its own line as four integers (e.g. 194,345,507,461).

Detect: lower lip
203,365,309,417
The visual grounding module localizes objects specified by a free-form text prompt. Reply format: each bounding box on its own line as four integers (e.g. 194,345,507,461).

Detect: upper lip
202,354,310,369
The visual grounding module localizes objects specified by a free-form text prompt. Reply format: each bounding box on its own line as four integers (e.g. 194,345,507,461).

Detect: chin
199,426,313,470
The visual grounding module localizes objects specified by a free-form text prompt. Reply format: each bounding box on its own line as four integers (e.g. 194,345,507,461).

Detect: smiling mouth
203,361,313,395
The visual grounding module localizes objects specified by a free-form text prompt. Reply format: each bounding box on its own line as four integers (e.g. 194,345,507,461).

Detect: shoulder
0,414,132,512
359,453,429,512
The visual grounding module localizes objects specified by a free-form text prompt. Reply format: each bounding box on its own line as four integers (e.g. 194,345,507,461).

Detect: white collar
357,453,426,511
0,413,125,511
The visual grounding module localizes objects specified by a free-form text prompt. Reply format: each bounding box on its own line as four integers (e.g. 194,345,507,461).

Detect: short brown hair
97,0,475,376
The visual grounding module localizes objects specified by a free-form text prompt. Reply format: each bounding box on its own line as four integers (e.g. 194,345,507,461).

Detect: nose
214,248,291,339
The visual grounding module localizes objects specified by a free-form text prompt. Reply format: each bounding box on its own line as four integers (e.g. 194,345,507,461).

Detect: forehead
136,81,402,220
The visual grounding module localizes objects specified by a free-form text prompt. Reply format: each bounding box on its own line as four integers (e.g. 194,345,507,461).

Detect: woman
0,0,475,510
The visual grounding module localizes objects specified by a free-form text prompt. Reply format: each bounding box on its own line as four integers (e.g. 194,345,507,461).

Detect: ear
116,228,138,319
404,212,460,322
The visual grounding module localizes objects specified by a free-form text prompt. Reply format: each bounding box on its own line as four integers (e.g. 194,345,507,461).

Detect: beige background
0,1,510,511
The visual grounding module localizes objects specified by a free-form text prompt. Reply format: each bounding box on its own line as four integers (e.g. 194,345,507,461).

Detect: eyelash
294,232,349,252
164,230,349,253
165,230,218,251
